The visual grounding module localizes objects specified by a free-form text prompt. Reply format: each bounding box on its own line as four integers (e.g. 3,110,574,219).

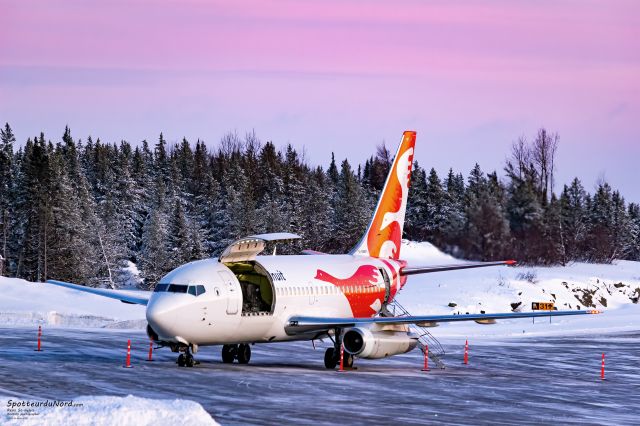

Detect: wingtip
587,309,603,314
505,260,517,266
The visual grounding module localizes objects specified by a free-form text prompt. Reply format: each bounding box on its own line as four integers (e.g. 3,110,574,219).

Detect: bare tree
506,128,559,203
218,131,243,157
376,142,392,168
532,128,559,203
505,136,532,182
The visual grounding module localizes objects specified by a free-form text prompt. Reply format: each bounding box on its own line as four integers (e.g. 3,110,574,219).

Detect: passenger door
218,271,240,315
379,267,391,304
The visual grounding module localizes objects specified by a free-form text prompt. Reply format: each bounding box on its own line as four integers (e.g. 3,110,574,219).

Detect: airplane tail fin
351,131,416,259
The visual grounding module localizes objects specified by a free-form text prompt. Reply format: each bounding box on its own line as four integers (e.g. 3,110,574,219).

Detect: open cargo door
219,232,301,263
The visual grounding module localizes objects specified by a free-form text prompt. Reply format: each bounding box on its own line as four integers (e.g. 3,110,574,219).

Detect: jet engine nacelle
342,327,418,359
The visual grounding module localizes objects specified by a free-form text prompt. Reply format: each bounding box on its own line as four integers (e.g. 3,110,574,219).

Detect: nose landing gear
176,346,199,368
221,344,252,364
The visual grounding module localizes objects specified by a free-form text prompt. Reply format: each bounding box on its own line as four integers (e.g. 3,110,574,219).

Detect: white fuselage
146,255,406,347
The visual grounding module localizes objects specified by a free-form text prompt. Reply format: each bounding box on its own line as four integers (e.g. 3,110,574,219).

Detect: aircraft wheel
345,353,354,369
324,348,338,369
237,344,251,364
177,353,186,367
185,353,195,368
221,344,236,363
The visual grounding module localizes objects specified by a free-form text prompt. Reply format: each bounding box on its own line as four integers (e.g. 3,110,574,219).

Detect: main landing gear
221,344,252,364
324,329,354,369
176,346,199,368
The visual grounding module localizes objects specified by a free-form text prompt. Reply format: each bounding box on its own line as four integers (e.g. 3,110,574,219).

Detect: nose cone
146,294,182,339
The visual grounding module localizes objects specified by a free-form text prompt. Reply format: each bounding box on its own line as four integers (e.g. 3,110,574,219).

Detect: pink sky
1,0,639,201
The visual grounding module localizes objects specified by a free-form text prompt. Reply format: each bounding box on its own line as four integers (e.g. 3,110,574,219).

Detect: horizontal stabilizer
401,260,516,276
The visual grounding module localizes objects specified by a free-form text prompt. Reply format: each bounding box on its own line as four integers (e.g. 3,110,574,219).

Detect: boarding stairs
384,300,447,369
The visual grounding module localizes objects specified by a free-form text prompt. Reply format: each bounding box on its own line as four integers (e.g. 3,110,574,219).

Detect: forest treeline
0,124,638,288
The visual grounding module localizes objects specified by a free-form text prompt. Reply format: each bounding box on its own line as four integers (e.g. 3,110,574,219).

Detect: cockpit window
155,283,206,296
154,283,169,292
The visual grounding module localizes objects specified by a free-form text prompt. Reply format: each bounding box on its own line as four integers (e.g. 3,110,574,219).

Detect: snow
396,240,640,338
0,277,146,328
1,395,218,426
120,261,144,289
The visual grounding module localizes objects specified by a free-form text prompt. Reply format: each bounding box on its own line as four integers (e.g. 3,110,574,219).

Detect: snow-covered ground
0,240,638,336
0,277,146,328
397,240,640,338
1,395,218,426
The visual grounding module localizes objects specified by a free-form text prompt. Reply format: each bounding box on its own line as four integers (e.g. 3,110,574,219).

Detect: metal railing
386,300,446,369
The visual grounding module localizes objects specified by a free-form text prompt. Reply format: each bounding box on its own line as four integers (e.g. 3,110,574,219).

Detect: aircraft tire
185,353,195,368
177,353,186,367
221,344,236,363
237,344,251,364
345,353,354,368
324,348,338,369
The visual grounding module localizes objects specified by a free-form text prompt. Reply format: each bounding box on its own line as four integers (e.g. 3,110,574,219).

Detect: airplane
46,131,600,369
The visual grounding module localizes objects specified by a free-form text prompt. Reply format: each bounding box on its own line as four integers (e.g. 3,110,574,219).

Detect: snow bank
396,240,640,337
0,277,146,328
399,239,461,264
1,395,218,426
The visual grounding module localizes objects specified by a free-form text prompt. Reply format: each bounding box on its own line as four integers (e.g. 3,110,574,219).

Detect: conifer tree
139,209,170,288
331,159,370,252
0,123,16,274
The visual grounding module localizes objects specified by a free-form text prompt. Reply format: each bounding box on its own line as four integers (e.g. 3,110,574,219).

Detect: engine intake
343,327,418,359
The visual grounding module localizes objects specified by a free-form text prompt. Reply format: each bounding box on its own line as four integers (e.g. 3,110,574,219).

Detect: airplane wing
400,260,516,276
46,280,150,305
284,309,601,335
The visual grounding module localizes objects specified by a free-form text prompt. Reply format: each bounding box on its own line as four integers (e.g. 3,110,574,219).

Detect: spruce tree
560,178,588,261
331,159,370,252
0,123,16,275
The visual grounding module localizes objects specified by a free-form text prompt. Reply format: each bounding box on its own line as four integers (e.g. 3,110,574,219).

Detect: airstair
385,300,447,369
